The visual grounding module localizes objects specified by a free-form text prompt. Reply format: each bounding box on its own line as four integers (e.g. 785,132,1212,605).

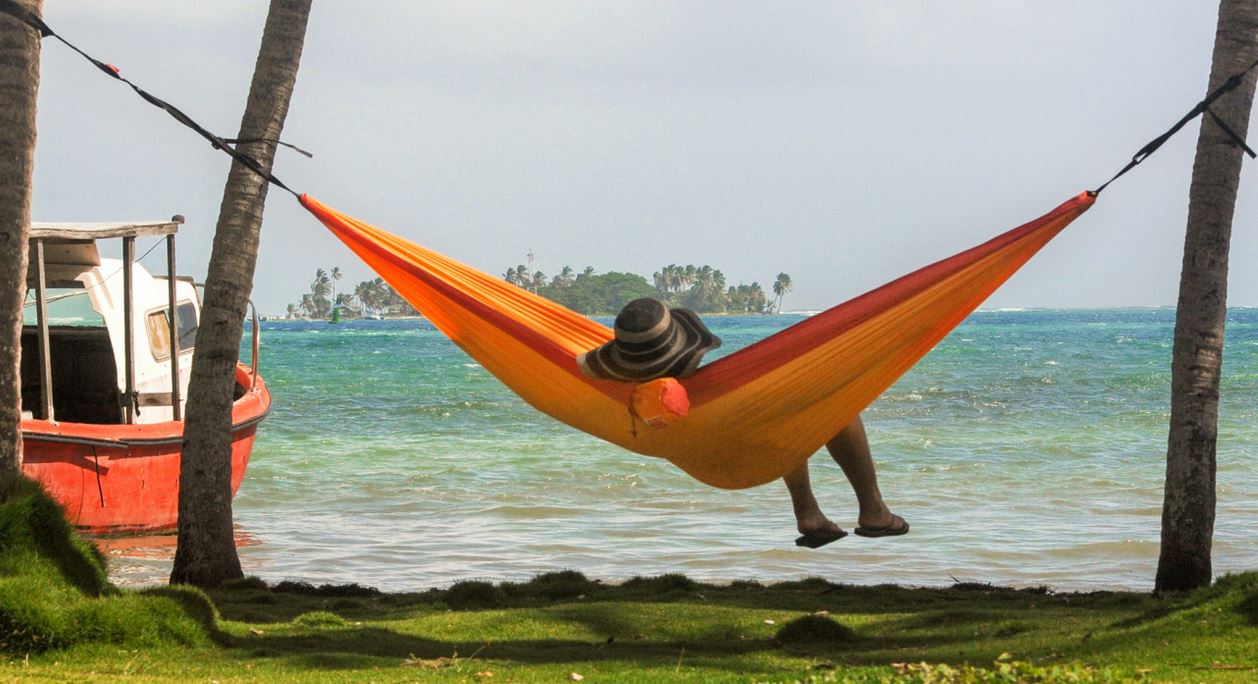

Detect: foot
794,515,847,548
796,513,845,540
856,502,901,530
854,513,909,538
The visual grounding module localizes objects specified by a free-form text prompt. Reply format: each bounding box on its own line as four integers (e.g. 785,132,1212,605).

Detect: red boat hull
20,364,271,533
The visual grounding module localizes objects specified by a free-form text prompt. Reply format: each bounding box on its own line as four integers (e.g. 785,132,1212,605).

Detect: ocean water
106,309,1258,592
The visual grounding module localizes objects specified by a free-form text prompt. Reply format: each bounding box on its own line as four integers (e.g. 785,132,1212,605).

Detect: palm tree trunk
1156,0,1258,593
171,0,311,587
0,0,42,501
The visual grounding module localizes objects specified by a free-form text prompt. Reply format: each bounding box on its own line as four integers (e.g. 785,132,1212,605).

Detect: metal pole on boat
123,236,136,424
33,239,54,421
249,300,260,390
167,234,181,421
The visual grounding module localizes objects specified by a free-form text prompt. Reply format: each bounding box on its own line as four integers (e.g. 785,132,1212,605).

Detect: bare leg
783,460,844,538
826,416,904,531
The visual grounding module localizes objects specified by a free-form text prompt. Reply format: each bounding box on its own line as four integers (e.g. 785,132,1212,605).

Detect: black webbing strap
224,138,315,158
0,0,304,198
0,0,48,36
1093,58,1258,196
1205,107,1258,158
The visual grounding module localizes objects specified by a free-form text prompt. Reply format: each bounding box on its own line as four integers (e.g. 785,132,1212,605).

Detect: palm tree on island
309,268,332,318
354,279,379,318
329,266,343,315
772,273,793,313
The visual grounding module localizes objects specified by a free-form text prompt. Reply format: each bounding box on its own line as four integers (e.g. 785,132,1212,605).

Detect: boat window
23,287,106,327
146,302,198,360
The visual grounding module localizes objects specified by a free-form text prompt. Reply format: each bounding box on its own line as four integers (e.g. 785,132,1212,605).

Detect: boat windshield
23,287,106,327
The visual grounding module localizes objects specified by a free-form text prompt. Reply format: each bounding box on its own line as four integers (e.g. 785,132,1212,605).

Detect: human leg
826,415,908,536
783,460,845,546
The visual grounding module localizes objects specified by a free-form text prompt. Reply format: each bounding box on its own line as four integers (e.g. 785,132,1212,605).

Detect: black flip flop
794,529,847,549
854,515,910,538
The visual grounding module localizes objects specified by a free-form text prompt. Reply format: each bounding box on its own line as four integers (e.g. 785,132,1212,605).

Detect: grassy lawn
3,481,1256,682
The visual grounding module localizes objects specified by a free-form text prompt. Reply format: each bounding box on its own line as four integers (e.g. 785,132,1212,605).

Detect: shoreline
98,530,1188,596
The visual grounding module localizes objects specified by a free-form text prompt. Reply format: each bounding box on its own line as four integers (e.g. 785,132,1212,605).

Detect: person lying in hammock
577,297,909,548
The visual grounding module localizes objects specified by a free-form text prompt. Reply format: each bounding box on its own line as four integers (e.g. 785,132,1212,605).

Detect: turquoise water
108,309,1258,592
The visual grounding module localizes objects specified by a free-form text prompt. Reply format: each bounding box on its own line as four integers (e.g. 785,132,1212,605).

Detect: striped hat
578,298,721,381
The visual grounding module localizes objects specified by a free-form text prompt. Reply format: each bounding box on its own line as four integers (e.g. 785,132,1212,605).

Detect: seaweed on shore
271,580,382,598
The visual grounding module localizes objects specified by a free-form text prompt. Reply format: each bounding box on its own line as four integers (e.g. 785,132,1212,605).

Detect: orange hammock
301,192,1094,489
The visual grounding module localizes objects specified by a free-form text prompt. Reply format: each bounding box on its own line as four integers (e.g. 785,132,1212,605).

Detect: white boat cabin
22,219,200,425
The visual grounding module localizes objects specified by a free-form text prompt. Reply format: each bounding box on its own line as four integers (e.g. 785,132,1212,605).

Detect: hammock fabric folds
300,192,1095,489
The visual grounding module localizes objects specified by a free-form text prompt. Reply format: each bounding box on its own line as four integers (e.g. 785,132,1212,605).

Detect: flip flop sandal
794,529,848,548
854,515,909,538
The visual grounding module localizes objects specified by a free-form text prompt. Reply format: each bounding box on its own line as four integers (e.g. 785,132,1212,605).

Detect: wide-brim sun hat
578,298,721,381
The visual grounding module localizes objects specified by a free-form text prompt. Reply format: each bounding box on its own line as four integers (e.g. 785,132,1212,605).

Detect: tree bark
0,0,42,501
1156,0,1258,593
171,0,311,587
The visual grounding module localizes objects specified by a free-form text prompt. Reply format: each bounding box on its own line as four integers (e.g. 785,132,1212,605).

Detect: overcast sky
29,2,1258,315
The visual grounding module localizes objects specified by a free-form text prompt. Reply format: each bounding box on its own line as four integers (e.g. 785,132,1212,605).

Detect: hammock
301,192,1094,489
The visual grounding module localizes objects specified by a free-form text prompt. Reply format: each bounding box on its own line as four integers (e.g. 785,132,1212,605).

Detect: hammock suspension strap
1092,58,1258,196
0,0,305,198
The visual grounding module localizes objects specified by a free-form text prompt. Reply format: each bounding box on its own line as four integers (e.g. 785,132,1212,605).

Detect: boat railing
249,298,261,391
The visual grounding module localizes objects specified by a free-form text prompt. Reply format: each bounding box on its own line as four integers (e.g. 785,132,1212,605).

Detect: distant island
284,268,420,320
503,263,793,315
285,264,793,319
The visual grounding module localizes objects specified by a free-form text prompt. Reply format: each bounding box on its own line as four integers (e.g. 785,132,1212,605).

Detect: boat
18,217,272,533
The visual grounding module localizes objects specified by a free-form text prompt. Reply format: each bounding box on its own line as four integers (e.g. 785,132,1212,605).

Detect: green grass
2,480,1257,682
0,478,214,657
